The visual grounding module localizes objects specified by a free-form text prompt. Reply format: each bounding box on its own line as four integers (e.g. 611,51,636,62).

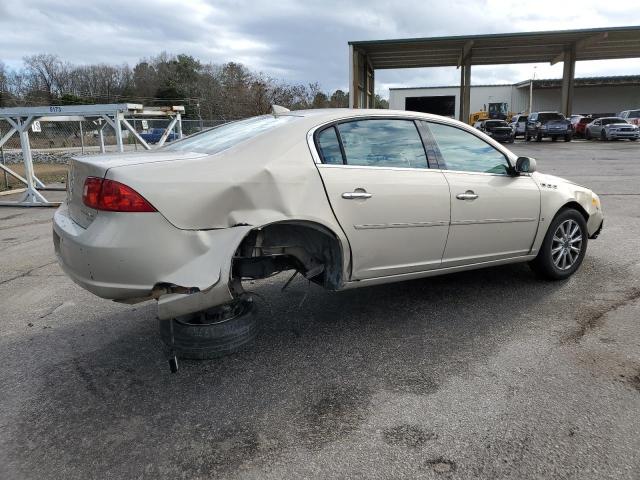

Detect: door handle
342,191,372,200
456,190,478,201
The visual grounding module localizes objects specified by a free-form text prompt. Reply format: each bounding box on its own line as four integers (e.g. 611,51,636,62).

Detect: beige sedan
54,108,604,361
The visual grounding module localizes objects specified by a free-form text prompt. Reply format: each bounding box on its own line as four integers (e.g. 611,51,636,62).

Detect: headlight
592,193,601,209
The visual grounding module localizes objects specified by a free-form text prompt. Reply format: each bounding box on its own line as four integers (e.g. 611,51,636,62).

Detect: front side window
335,119,428,169
425,122,510,175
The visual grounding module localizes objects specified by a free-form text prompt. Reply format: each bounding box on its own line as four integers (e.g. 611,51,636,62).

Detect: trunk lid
67,151,207,228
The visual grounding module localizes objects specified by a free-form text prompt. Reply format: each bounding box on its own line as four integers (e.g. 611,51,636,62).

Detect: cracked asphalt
1,139,639,479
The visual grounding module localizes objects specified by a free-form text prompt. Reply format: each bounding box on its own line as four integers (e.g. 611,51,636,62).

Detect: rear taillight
82,177,156,212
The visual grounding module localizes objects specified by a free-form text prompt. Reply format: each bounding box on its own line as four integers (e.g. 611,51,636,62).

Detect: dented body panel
53,109,604,320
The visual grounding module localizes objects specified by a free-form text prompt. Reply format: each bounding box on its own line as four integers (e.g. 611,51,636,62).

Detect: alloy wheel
551,219,583,270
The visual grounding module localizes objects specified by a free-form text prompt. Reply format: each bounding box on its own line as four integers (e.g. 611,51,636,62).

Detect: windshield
538,113,565,122
165,115,297,154
602,118,627,125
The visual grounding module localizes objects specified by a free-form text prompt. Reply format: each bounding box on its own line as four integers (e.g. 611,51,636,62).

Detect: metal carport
348,26,640,121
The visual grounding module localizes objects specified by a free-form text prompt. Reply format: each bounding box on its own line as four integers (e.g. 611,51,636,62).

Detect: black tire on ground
630,138,637,141
529,208,588,280
525,133,531,141
159,298,257,359
585,130,591,140
564,134,572,142
536,132,543,142
601,130,607,141
551,136,557,142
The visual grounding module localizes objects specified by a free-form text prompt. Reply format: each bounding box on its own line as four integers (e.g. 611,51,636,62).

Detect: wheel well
232,221,344,290
560,201,589,222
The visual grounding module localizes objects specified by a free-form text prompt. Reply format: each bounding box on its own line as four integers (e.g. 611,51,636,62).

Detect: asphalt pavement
1,139,639,479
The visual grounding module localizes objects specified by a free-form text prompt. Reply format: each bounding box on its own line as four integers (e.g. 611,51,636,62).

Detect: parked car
54,108,604,360
585,117,639,141
139,128,179,144
618,109,640,127
572,116,592,137
510,114,528,138
525,112,572,142
477,119,514,143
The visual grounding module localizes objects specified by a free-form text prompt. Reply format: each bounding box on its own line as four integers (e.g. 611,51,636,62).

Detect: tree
22,54,65,103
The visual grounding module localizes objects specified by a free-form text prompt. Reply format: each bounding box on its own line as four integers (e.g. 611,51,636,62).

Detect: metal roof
349,26,640,69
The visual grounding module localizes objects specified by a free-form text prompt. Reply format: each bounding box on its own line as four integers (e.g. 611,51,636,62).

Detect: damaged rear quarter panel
105,116,351,280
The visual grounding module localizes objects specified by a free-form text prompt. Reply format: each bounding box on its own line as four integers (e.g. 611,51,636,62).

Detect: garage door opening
405,95,455,117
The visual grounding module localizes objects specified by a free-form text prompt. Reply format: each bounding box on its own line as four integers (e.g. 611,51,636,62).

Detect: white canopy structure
0,103,184,207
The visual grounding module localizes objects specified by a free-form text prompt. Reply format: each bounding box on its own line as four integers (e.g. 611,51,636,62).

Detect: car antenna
271,104,290,117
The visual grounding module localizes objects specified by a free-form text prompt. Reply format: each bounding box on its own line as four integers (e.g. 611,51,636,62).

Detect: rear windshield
538,113,565,122
165,115,296,154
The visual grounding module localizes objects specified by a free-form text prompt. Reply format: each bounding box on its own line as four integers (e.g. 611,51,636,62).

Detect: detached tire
529,209,588,280
159,298,257,359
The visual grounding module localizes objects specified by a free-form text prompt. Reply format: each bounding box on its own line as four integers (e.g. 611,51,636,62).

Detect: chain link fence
0,118,230,190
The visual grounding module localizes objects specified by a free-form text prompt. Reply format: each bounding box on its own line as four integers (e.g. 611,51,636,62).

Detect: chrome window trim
305,113,517,169
316,163,446,173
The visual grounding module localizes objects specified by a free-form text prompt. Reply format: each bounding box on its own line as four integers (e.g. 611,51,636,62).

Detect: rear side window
629,110,640,118
335,119,428,169
317,127,343,165
425,122,509,175
165,115,296,154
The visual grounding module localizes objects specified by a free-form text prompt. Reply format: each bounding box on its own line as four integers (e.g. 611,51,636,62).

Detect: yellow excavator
469,102,514,125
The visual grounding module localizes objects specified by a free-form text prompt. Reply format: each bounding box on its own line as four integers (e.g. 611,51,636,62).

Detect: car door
314,118,451,280
526,113,537,136
421,121,540,267
590,119,602,136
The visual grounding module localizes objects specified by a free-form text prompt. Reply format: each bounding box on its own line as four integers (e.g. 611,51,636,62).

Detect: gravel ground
0,139,639,479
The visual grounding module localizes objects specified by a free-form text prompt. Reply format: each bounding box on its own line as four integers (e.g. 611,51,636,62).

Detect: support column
458,61,471,123
560,45,576,117
17,117,47,204
348,45,356,108
114,113,124,152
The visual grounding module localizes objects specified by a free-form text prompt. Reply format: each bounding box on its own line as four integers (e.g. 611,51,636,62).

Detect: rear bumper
53,203,252,318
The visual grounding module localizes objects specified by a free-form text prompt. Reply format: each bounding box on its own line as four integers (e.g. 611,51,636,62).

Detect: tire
536,132,543,142
585,130,591,140
601,130,607,141
529,209,588,280
159,298,257,359
564,134,572,142
551,136,557,142
630,138,637,142
525,133,531,141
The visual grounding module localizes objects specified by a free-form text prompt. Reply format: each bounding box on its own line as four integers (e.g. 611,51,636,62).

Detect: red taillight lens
82,177,156,212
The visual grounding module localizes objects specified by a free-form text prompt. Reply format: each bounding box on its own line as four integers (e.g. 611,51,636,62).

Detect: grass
0,163,68,192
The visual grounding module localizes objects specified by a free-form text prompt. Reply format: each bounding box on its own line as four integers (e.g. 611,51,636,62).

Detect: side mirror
515,156,537,174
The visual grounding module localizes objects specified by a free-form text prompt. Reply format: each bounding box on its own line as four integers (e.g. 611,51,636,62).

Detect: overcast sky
2,0,640,97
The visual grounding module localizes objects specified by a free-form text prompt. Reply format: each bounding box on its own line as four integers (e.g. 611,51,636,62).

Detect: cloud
1,0,640,97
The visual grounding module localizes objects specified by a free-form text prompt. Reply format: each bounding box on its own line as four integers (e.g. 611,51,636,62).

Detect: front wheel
529,209,588,280
564,134,572,142
536,132,543,142
585,130,591,140
601,130,607,141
